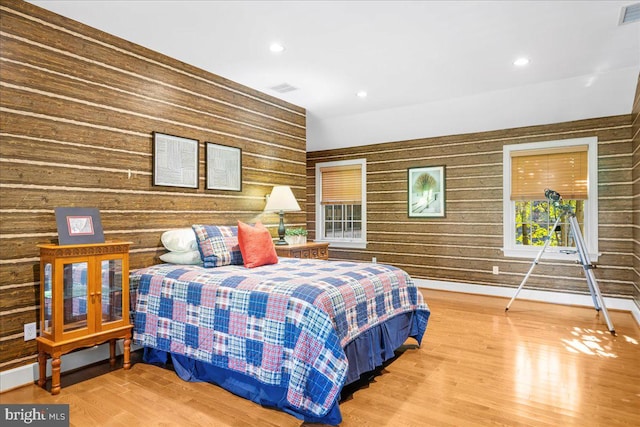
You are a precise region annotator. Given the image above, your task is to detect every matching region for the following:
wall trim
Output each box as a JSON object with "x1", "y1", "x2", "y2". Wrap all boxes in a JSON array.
[
  {"x1": 0, "y1": 342, "x2": 141, "y2": 394},
  {"x1": 2, "y1": 283, "x2": 638, "y2": 393},
  {"x1": 415, "y1": 278, "x2": 640, "y2": 327}
]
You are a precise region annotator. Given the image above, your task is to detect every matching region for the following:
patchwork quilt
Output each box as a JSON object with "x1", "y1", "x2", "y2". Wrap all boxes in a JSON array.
[{"x1": 130, "y1": 258, "x2": 430, "y2": 419}]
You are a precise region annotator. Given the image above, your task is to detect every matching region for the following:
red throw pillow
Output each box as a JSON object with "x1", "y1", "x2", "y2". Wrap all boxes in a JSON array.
[{"x1": 237, "y1": 221, "x2": 279, "y2": 268}]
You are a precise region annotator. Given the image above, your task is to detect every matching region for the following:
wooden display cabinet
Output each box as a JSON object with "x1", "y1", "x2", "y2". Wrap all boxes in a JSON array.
[
  {"x1": 275, "y1": 241, "x2": 329, "y2": 260},
  {"x1": 36, "y1": 241, "x2": 133, "y2": 394}
]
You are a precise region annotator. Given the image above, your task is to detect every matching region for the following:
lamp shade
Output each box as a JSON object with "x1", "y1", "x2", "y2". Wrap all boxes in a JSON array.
[{"x1": 264, "y1": 186, "x2": 301, "y2": 212}]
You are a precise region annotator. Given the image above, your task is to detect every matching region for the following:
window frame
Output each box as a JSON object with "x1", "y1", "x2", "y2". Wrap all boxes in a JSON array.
[
  {"x1": 315, "y1": 158, "x2": 367, "y2": 249},
  {"x1": 502, "y1": 136, "x2": 599, "y2": 261}
]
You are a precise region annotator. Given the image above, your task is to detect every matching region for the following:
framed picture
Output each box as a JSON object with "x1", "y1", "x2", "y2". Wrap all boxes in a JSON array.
[
  {"x1": 54, "y1": 207, "x2": 105, "y2": 245},
  {"x1": 408, "y1": 166, "x2": 446, "y2": 218},
  {"x1": 206, "y1": 142, "x2": 242, "y2": 191},
  {"x1": 153, "y1": 132, "x2": 199, "y2": 188}
]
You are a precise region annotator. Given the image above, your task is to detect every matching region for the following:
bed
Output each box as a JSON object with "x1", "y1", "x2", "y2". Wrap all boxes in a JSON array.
[{"x1": 129, "y1": 225, "x2": 430, "y2": 425}]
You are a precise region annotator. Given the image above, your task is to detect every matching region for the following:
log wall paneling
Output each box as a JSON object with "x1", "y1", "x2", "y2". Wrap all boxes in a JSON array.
[
  {"x1": 308, "y1": 115, "x2": 635, "y2": 301},
  {"x1": 632, "y1": 73, "x2": 640, "y2": 311},
  {"x1": 0, "y1": 0, "x2": 306, "y2": 371}
]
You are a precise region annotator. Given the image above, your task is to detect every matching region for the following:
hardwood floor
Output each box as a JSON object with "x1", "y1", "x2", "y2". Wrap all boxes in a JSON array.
[{"x1": 2, "y1": 289, "x2": 639, "y2": 426}]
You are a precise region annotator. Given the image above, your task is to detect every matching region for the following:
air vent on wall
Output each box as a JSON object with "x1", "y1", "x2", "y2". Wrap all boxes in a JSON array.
[
  {"x1": 270, "y1": 83, "x2": 298, "y2": 93},
  {"x1": 620, "y1": 3, "x2": 640, "y2": 24}
]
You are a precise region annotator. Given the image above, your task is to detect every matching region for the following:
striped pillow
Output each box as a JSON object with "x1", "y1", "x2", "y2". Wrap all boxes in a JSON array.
[{"x1": 192, "y1": 225, "x2": 243, "y2": 267}]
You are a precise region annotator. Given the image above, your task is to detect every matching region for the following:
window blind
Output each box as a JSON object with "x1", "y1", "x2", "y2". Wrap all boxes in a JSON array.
[
  {"x1": 511, "y1": 145, "x2": 588, "y2": 200},
  {"x1": 320, "y1": 164, "x2": 362, "y2": 205}
]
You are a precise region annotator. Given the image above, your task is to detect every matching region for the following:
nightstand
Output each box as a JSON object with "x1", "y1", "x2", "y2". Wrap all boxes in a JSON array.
[{"x1": 275, "y1": 241, "x2": 329, "y2": 260}]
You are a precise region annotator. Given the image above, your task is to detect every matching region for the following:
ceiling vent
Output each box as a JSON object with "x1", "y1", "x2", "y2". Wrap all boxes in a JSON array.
[
  {"x1": 270, "y1": 83, "x2": 298, "y2": 93},
  {"x1": 620, "y1": 3, "x2": 640, "y2": 24}
]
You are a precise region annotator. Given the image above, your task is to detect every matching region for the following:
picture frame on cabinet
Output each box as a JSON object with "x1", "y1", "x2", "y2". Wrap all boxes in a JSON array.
[
  {"x1": 54, "y1": 207, "x2": 105, "y2": 245},
  {"x1": 408, "y1": 166, "x2": 446, "y2": 218},
  {"x1": 152, "y1": 132, "x2": 199, "y2": 188}
]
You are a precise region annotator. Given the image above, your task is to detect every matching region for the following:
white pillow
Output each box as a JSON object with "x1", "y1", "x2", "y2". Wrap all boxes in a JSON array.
[
  {"x1": 159, "y1": 250, "x2": 202, "y2": 265},
  {"x1": 161, "y1": 228, "x2": 198, "y2": 252}
]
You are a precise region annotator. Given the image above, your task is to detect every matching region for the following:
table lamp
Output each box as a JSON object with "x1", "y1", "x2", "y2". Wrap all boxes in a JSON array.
[{"x1": 264, "y1": 185, "x2": 301, "y2": 245}]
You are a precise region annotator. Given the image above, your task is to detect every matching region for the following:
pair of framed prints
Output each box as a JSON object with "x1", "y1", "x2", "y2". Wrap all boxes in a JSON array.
[{"x1": 152, "y1": 132, "x2": 242, "y2": 192}]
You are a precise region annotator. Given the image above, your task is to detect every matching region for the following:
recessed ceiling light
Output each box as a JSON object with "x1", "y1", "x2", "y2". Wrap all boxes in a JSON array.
[
  {"x1": 513, "y1": 57, "x2": 530, "y2": 67},
  {"x1": 270, "y1": 43, "x2": 285, "y2": 53},
  {"x1": 356, "y1": 90, "x2": 368, "y2": 98}
]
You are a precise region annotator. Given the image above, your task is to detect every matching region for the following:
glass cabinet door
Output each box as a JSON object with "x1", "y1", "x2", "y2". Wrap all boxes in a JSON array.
[
  {"x1": 101, "y1": 259, "x2": 123, "y2": 323},
  {"x1": 62, "y1": 262, "x2": 89, "y2": 333},
  {"x1": 42, "y1": 263, "x2": 52, "y2": 336}
]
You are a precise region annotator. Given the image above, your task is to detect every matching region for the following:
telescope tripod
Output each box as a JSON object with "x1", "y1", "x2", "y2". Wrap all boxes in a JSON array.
[{"x1": 505, "y1": 207, "x2": 615, "y2": 335}]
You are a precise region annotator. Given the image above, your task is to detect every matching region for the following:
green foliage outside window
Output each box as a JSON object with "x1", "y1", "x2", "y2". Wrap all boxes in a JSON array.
[{"x1": 515, "y1": 200, "x2": 584, "y2": 247}]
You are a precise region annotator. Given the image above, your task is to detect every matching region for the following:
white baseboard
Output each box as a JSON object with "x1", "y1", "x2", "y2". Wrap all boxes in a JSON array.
[
  {"x1": 3, "y1": 282, "x2": 639, "y2": 393},
  {"x1": 0, "y1": 341, "x2": 141, "y2": 393},
  {"x1": 415, "y1": 278, "x2": 640, "y2": 327}
]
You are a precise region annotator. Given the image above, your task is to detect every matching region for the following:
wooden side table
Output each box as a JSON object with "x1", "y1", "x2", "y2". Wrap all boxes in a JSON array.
[{"x1": 275, "y1": 241, "x2": 329, "y2": 260}]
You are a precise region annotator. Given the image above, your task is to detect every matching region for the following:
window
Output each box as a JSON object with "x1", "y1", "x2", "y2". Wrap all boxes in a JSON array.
[
  {"x1": 503, "y1": 137, "x2": 598, "y2": 261},
  {"x1": 315, "y1": 159, "x2": 366, "y2": 248}
]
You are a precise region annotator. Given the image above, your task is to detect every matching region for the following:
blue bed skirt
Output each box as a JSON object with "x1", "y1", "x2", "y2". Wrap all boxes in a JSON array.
[{"x1": 143, "y1": 311, "x2": 424, "y2": 425}]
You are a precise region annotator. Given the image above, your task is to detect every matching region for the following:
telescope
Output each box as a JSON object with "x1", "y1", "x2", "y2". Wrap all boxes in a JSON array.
[
  {"x1": 544, "y1": 189, "x2": 575, "y2": 215},
  {"x1": 505, "y1": 188, "x2": 615, "y2": 335},
  {"x1": 544, "y1": 188, "x2": 561, "y2": 203}
]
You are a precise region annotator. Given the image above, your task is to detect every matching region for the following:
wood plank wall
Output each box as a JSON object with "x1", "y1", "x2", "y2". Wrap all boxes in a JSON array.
[
  {"x1": 633, "y1": 73, "x2": 640, "y2": 310},
  {"x1": 0, "y1": 0, "x2": 306, "y2": 371},
  {"x1": 307, "y1": 115, "x2": 635, "y2": 300}
]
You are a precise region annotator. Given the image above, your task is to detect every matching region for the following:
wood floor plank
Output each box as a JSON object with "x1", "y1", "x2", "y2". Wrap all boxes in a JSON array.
[{"x1": 2, "y1": 289, "x2": 639, "y2": 426}]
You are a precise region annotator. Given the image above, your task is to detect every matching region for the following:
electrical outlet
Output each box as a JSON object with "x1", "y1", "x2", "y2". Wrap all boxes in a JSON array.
[
  {"x1": 24, "y1": 322, "x2": 37, "y2": 341},
  {"x1": 492, "y1": 266, "x2": 499, "y2": 275},
  {"x1": 372, "y1": 257, "x2": 377, "y2": 264}
]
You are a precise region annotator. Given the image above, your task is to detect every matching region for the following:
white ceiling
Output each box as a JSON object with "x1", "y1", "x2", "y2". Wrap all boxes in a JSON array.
[{"x1": 28, "y1": 1, "x2": 640, "y2": 151}]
